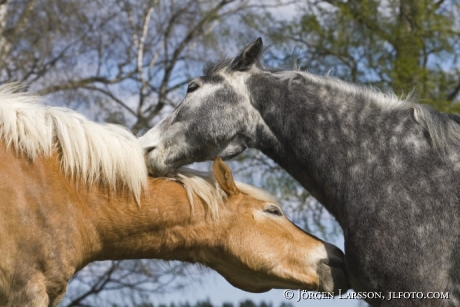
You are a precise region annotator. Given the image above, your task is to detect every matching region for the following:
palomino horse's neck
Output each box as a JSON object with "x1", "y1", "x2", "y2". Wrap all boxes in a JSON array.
[
  {"x1": 87, "y1": 177, "x2": 214, "y2": 263},
  {"x1": 248, "y1": 72, "x2": 420, "y2": 222}
]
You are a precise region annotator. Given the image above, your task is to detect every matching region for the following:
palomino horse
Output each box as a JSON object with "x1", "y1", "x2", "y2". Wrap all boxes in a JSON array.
[
  {"x1": 139, "y1": 38, "x2": 460, "y2": 306},
  {"x1": 0, "y1": 84, "x2": 348, "y2": 307}
]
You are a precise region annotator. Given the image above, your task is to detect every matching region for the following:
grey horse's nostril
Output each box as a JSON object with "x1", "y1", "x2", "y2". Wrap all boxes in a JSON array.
[{"x1": 144, "y1": 146, "x2": 156, "y2": 154}]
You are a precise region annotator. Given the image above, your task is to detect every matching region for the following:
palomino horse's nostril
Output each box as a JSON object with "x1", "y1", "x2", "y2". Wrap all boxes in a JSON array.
[
  {"x1": 144, "y1": 146, "x2": 156, "y2": 154},
  {"x1": 320, "y1": 257, "x2": 345, "y2": 269}
]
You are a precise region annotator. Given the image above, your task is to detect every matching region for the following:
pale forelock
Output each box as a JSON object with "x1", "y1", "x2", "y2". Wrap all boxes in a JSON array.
[
  {"x1": 234, "y1": 181, "x2": 279, "y2": 204},
  {"x1": 174, "y1": 167, "x2": 279, "y2": 220},
  {"x1": 0, "y1": 84, "x2": 147, "y2": 202}
]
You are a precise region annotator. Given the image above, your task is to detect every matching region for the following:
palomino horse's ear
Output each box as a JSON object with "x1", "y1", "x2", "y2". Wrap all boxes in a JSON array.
[
  {"x1": 229, "y1": 37, "x2": 263, "y2": 71},
  {"x1": 213, "y1": 157, "x2": 239, "y2": 196}
]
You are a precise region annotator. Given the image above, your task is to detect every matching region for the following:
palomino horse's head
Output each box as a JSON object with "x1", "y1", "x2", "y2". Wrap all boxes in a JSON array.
[
  {"x1": 139, "y1": 38, "x2": 266, "y2": 176},
  {"x1": 194, "y1": 158, "x2": 348, "y2": 293}
]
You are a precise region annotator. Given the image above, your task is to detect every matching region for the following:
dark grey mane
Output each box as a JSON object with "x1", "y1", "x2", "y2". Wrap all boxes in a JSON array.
[{"x1": 287, "y1": 71, "x2": 460, "y2": 149}]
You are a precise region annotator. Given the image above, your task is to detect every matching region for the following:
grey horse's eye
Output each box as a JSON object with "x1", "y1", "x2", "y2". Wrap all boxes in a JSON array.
[
  {"x1": 264, "y1": 205, "x2": 283, "y2": 216},
  {"x1": 187, "y1": 82, "x2": 199, "y2": 94}
]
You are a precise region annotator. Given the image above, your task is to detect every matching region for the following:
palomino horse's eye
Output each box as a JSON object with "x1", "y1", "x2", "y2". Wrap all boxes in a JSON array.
[
  {"x1": 187, "y1": 82, "x2": 199, "y2": 94},
  {"x1": 264, "y1": 205, "x2": 283, "y2": 216}
]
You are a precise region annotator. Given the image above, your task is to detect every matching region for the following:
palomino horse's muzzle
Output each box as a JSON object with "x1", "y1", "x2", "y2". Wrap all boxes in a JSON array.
[{"x1": 317, "y1": 243, "x2": 349, "y2": 294}]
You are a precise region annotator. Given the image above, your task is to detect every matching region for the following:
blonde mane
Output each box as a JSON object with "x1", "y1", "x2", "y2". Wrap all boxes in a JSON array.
[
  {"x1": 175, "y1": 167, "x2": 279, "y2": 219},
  {"x1": 0, "y1": 84, "x2": 148, "y2": 201},
  {"x1": 0, "y1": 84, "x2": 278, "y2": 210}
]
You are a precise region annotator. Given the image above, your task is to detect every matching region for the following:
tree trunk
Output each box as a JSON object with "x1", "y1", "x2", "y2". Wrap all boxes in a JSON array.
[{"x1": 393, "y1": 0, "x2": 426, "y2": 94}]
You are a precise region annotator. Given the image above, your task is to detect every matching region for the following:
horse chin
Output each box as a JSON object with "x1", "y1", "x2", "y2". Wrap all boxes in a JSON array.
[
  {"x1": 241, "y1": 287, "x2": 272, "y2": 293},
  {"x1": 226, "y1": 279, "x2": 272, "y2": 293}
]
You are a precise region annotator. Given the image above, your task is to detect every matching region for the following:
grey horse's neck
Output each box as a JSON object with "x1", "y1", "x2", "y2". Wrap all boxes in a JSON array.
[{"x1": 248, "y1": 71, "x2": 430, "y2": 225}]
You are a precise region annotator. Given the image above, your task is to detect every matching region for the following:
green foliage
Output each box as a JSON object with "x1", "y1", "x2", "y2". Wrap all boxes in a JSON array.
[{"x1": 266, "y1": 0, "x2": 460, "y2": 113}]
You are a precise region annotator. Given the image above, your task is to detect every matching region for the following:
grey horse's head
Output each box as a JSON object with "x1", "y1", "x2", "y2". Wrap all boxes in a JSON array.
[{"x1": 139, "y1": 38, "x2": 265, "y2": 176}]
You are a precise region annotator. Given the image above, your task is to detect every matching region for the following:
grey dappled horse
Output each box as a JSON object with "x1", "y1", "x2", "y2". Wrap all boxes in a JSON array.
[{"x1": 139, "y1": 38, "x2": 460, "y2": 306}]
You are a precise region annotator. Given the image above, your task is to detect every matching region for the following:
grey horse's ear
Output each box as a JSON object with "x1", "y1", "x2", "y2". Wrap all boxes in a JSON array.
[{"x1": 229, "y1": 38, "x2": 263, "y2": 71}]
